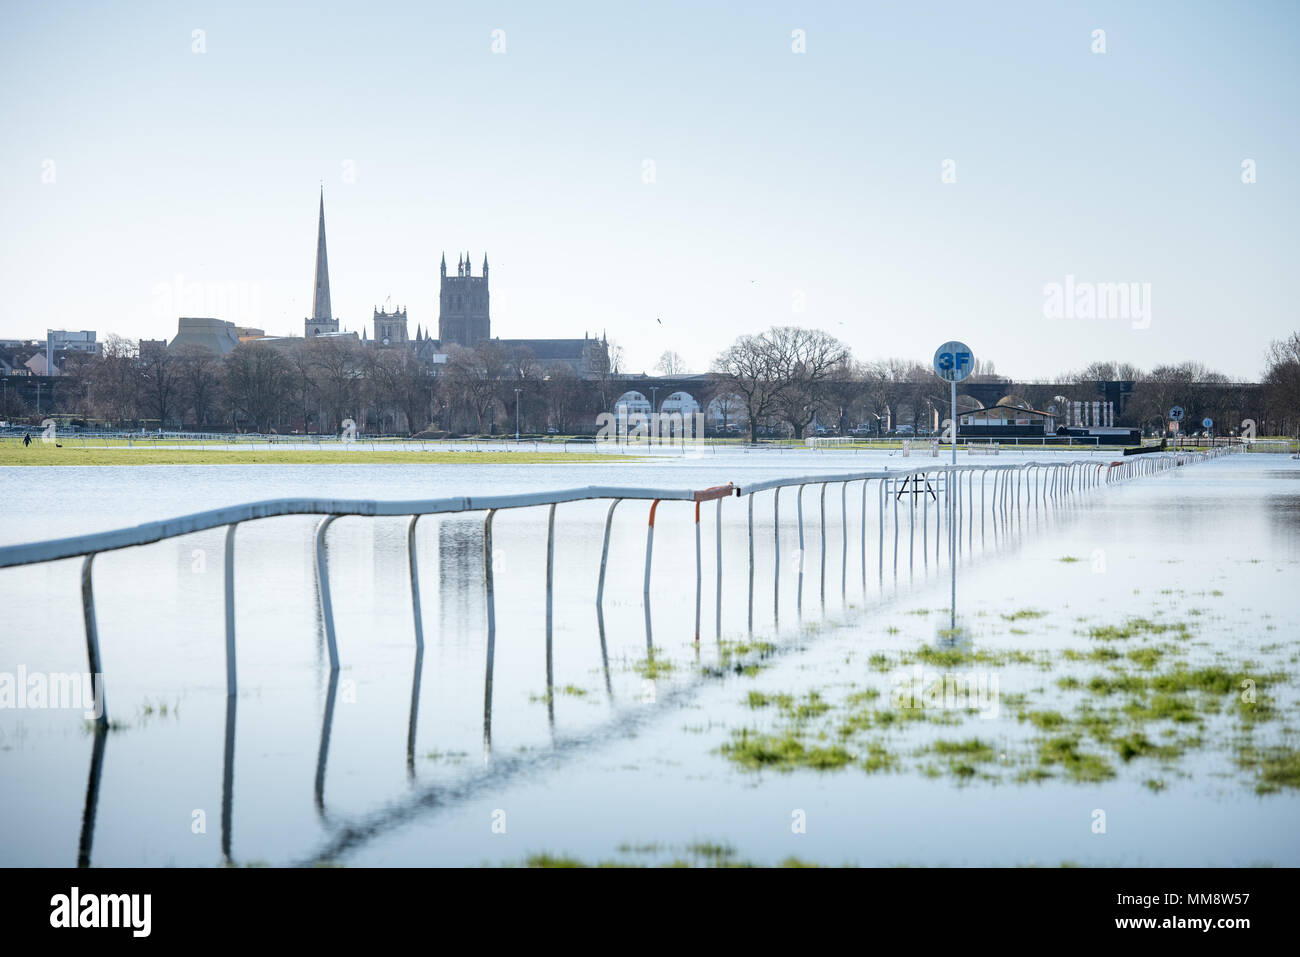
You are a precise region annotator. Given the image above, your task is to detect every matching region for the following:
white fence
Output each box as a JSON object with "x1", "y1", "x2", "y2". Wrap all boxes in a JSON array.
[{"x1": 0, "y1": 447, "x2": 1237, "y2": 732}]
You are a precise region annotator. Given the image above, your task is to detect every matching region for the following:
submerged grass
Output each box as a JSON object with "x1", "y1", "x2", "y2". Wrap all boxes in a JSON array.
[
  {"x1": 721, "y1": 728, "x2": 854, "y2": 771},
  {"x1": 715, "y1": 604, "x2": 1294, "y2": 793}
]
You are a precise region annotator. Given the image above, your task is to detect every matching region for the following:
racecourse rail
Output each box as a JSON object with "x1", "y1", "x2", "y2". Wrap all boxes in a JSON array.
[{"x1": 0, "y1": 448, "x2": 1233, "y2": 728}]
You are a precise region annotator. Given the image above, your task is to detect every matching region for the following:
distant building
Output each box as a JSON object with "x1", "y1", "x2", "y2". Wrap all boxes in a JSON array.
[
  {"x1": 373, "y1": 307, "x2": 409, "y2": 347},
  {"x1": 958, "y1": 397, "x2": 1053, "y2": 437},
  {"x1": 24, "y1": 353, "x2": 58, "y2": 376},
  {"x1": 494, "y1": 335, "x2": 606, "y2": 377},
  {"x1": 434, "y1": 249, "x2": 606, "y2": 376},
  {"x1": 168, "y1": 317, "x2": 240, "y2": 355},
  {"x1": 438, "y1": 253, "x2": 490, "y2": 347},
  {"x1": 139, "y1": 339, "x2": 168, "y2": 362},
  {"x1": 189, "y1": 192, "x2": 609, "y2": 378},
  {"x1": 253, "y1": 330, "x2": 359, "y2": 354},
  {"x1": 48, "y1": 330, "x2": 98, "y2": 355}
]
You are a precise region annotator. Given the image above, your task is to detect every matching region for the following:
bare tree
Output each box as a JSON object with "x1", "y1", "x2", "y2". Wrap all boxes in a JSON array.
[
  {"x1": 174, "y1": 345, "x2": 221, "y2": 428},
  {"x1": 441, "y1": 343, "x2": 508, "y2": 433},
  {"x1": 497, "y1": 345, "x2": 546, "y2": 433},
  {"x1": 282, "y1": 344, "x2": 320, "y2": 433},
  {"x1": 223, "y1": 343, "x2": 289, "y2": 432},
  {"x1": 656, "y1": 350, "x2": 686, "y2": 376},
  {"x1": 1262, "y1": 333, "x2": 1300, "y2": 436},
  {"x1": 712, "y1": 330, "x2": 784, "y2": 443},
  {"x1": 544, "y1": 363, "x2": 584, "y2": 433},
  {"x1": 589, "y1": 339, "x2": 625, "y2": 412},
  {"x1": 139, "y1": 350, "x2": 181, "y2": 427},
  {"x1": 309, "y1": 337, "x2": 363, "y2": 434},
  {"x1": 88, "y1": 335, "x2": 141, "y2": 426}
]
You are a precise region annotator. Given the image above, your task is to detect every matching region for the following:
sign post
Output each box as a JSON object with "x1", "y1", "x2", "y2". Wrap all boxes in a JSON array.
[
  {"x1": 1169, "y1": 406, "x2": 1185, "y2": 449},
  {"x1": 933, "y1": 341, "x2": 974, "y2": 633},
  {"x1": 934, "y1": 341, "x2": 974, "y2": 462}
]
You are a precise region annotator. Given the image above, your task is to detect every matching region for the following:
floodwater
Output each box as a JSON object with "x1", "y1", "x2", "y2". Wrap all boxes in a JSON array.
[{"x1": 0, "y1": 447, "x2": 1296, "y2": 866}]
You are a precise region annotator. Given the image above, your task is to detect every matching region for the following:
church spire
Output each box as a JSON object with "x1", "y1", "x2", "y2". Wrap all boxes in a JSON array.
[{"x1": 312, "y1": 189, "x2": 332, "y2": 321}]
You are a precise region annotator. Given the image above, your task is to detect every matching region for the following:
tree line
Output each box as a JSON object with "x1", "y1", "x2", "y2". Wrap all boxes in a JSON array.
[
  {"x1": 711, "y1": 329, "x2": 1300, "y2": 441},
  {"x1": 4, "y1": 326, "x2": 1297, "y2": 439},
  {"x1": 3, "y1": 335, "x2": 631, "y2": 436}
]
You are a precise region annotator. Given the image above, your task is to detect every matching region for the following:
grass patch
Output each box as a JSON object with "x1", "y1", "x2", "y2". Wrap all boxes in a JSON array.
[
  {"x1": 1002, "y1": 609, "x2": 1048, "y2": 622},
  {"x1": 1037, "y1": 735, "x2": 1115, "y2": 782},
  {"x1": 0, "y1": 445, "x2": 631, "y2": 467},
  {"x1": 1087, "y1": 617, "x2": 1191, "y2": 641},
  {"x1": 633, "y1": 653, "x2": 675, "y2": 680},
  {"x1": 721, "y1": 728, "x2": 853, "y2": 771}
]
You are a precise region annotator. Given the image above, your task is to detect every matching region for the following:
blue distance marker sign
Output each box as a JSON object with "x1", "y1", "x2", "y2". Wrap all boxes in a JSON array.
[
  {"x1": 1203, "y1": 417, "x2": 1213, "y2": 429},
  {"x1": 1169, "y1": 406, "x2": 1185, "y2": 422},
  {"x1": 933, "y1": 341, "x2": 975, "y2": 382}
]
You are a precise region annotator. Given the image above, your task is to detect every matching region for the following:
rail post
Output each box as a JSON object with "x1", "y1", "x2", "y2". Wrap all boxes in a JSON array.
[
  {"x1": 644, "y1": 500, "x2": 661, "y2": 611},
  {"x1": 546, "y1": 503, "x2": 556, "y2": 702},
  {"x1": 796, "y1": 484, "x2": 805, "y2": 612},
  {"x1": 819, "y1": 482, "x2": 827, "y2": 604},
  {"x1": 482, "y1": 508, "x2": 497, "y2": 756},
  {"x1": 840, "y1": 482, "x2": 848, "y2": 597},
  {"x1": 773, "y1": 488, "x2": 781, "y2": 622},
  {"x1": 80, "y1": 554, "x2": 106, "y2": 728},
  {"x1": 747, "y1": 492, "x2": 754, "y2": 633},
  {"x1": 407, "y1": 515, "x2": 424, "y2": 651},
  {"x1": 595, "y1": 499, "x2": 621, "y2": 607},
  {"x1": 694, "y1": 499, "x2": 702, "y2": 640},
  {"x1": 224, "y1": 523, "x2": 239, "y2": 695},
  {"x1": 715, "y1": 497, "x2": 723, "y2": 639},
  {"x1": 314, "y1": 516, "x2": 341, "y2": 672}
]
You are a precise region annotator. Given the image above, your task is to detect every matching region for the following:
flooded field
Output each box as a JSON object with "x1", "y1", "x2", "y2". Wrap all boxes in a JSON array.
[{"x1": 0, "y1": 448, "x2": 1296, "y2": 866}]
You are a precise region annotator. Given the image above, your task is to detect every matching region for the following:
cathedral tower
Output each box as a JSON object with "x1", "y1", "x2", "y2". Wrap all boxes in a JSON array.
[
  {"x1": 438, "y1": 251, "x2": 489, "y2": 347},
  {"x1": 373, "y1": 305, "x2": 409, "y2": 346}
]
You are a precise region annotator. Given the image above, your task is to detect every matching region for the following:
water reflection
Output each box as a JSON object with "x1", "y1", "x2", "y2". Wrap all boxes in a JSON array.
[
  {"x1": 67, "y1": 462, "x2": 1100, "y2": 866},
  {"x1": 77, "y1": 726, "x2": 107, "y2": 868},
  {"x1": 221, "y1": 695, "x2": 236, "y2": 864}
]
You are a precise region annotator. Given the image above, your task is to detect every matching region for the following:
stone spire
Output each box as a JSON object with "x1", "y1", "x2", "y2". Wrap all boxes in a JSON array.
[{"x1": 312, "y1": 189, "x2": 332, "y2": 321}]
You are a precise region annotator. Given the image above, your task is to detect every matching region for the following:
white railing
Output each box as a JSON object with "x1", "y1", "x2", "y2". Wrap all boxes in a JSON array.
[
  {"x1": 806, "y1": 435, "x2": 1107, "y2": 449},
  {"x1": 0, "y1": 450, "x2": 1235, "y2": 732}
]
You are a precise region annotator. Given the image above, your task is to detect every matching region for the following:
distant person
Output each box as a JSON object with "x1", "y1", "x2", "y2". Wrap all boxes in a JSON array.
[{"x1": 23, "y1": 431, "x2": 31, "y2": 447}]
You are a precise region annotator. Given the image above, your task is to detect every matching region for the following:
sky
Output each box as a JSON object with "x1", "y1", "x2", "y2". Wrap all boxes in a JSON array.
[{"x1": 1, "y1": 0, "x2": 1297, "y2": 380}]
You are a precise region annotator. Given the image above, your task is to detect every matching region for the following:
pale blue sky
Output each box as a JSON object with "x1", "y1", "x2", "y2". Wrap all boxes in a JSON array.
[{"x1": 1, "y1": 0, "x2": 1296, "y2": 379}]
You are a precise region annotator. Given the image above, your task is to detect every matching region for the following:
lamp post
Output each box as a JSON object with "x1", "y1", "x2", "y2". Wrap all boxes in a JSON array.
[{"x1": 514, "y1": 388, "x2": 521, "y2": 441}]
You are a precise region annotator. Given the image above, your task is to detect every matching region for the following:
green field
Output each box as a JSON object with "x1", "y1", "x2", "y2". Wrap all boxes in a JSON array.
[{"x1": 0, "y1": 445, "x2": 633, "y2": 467}]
